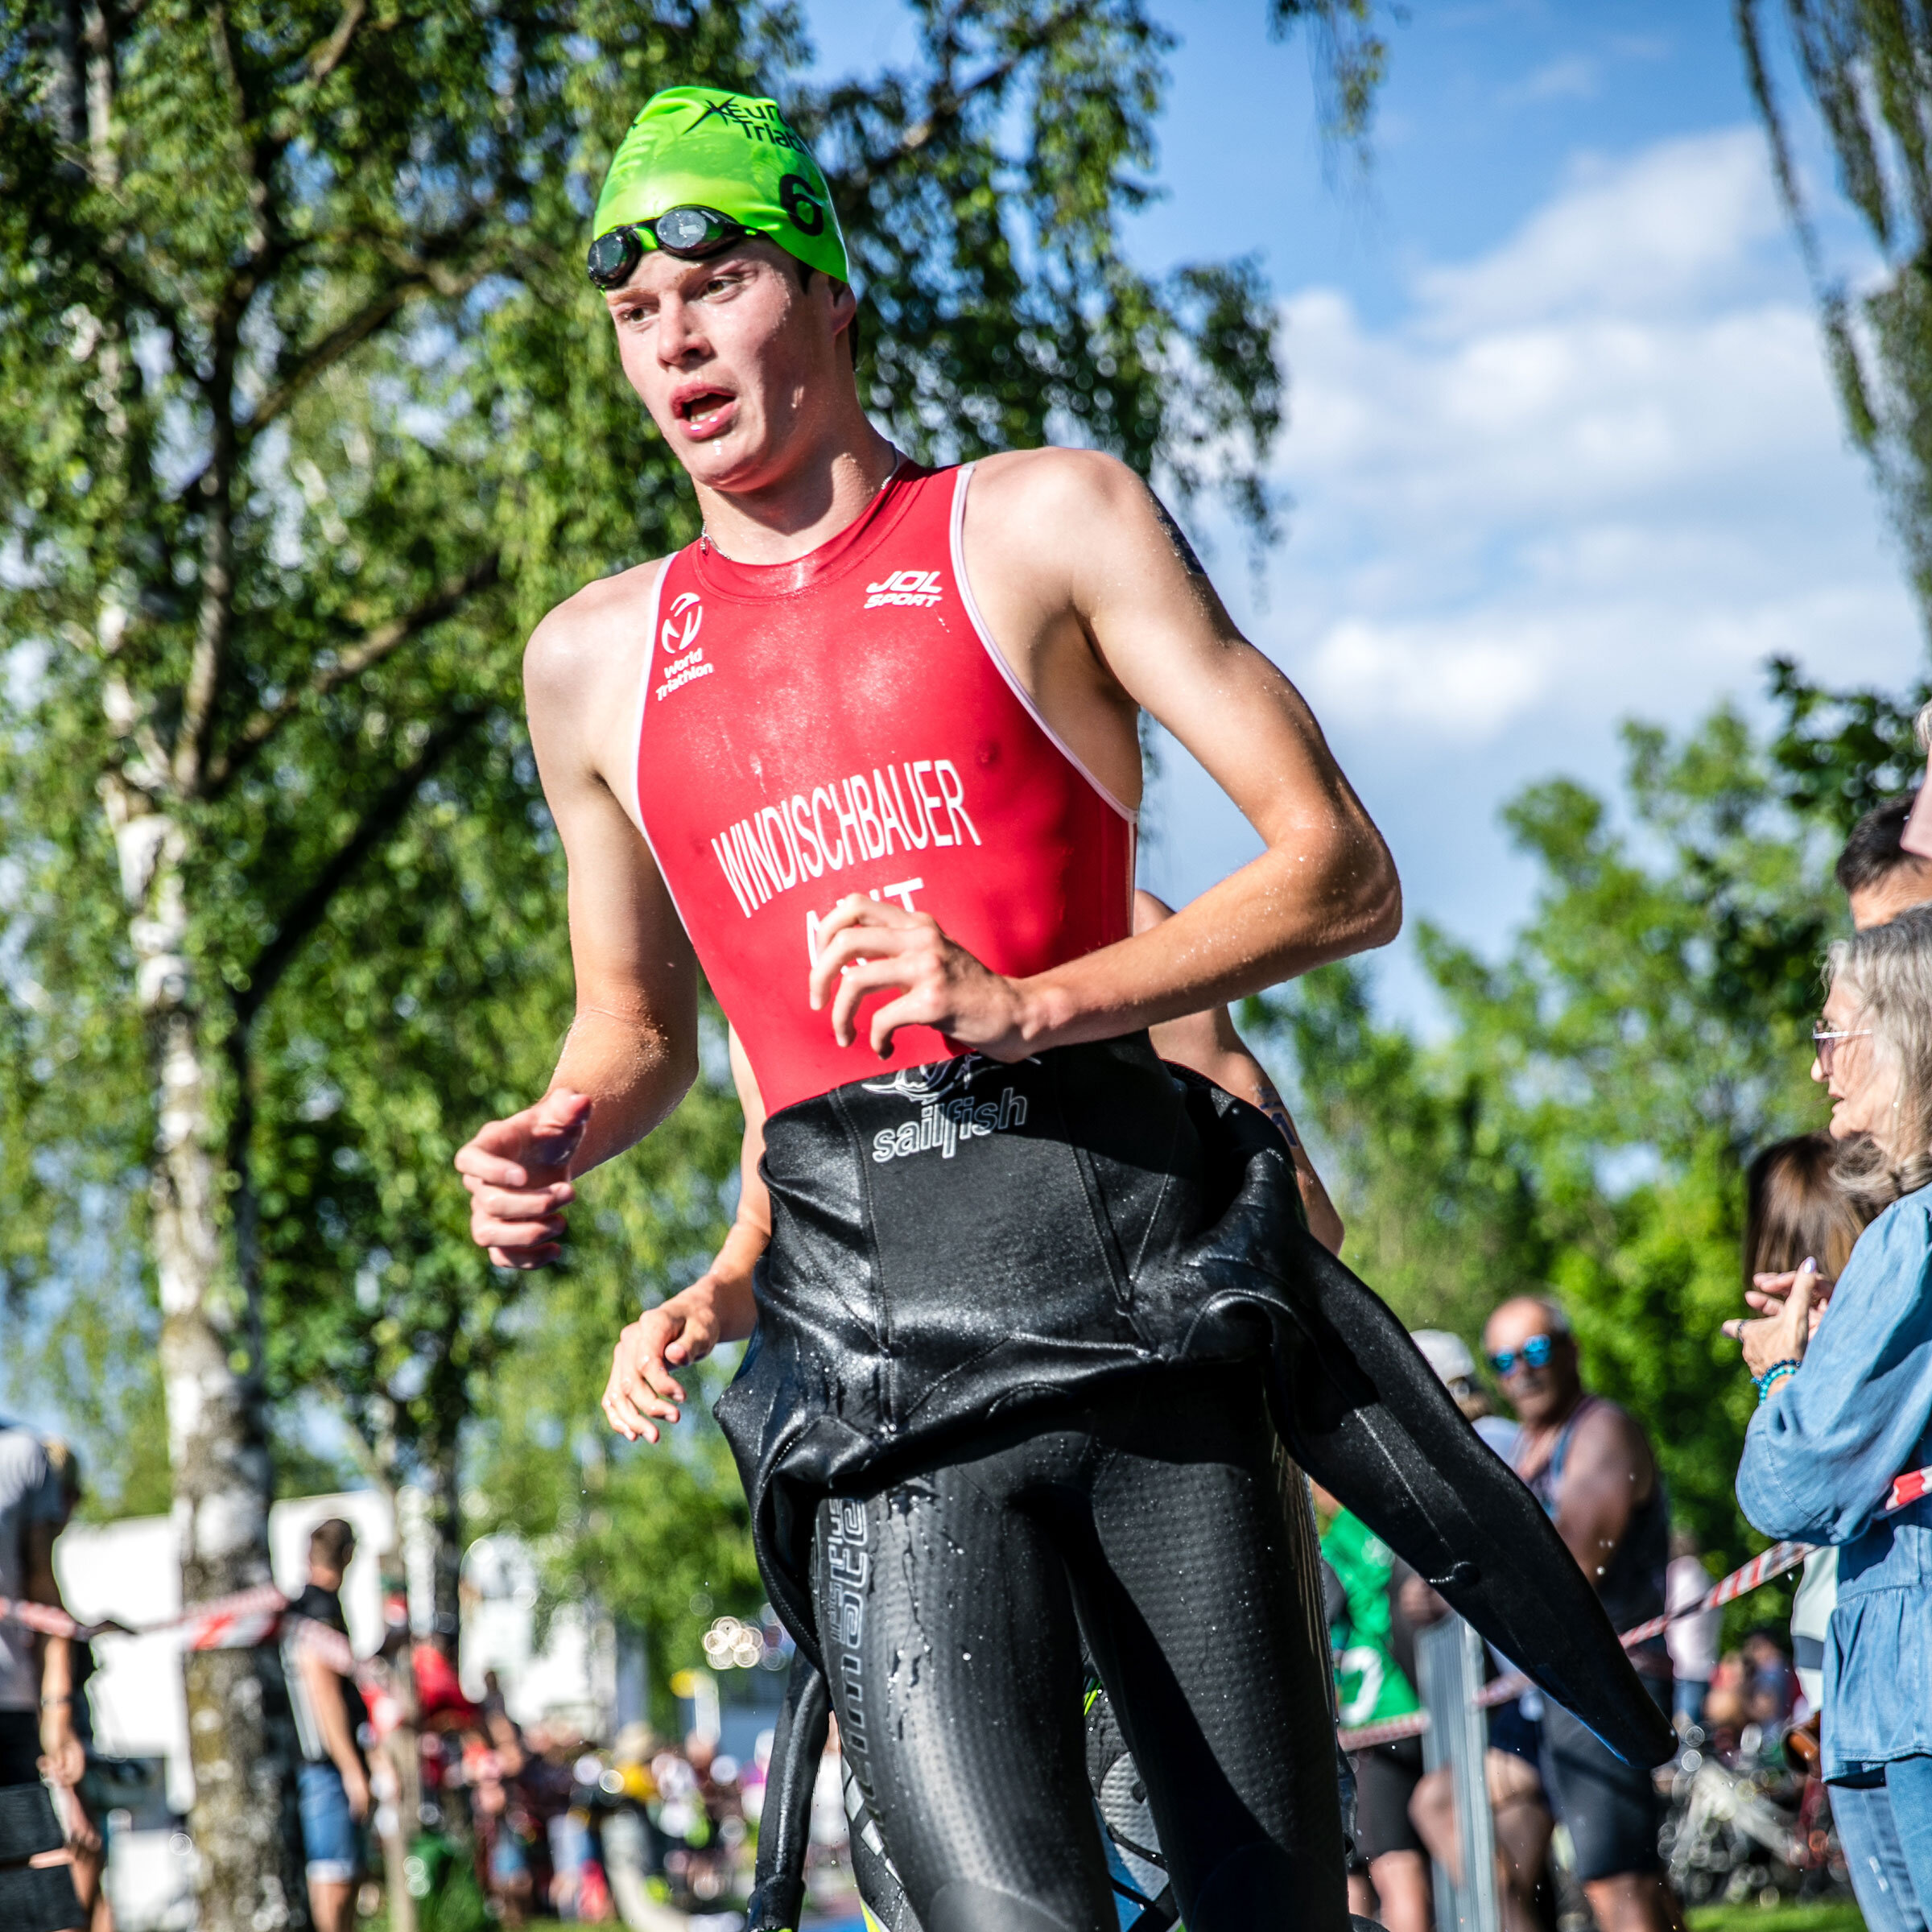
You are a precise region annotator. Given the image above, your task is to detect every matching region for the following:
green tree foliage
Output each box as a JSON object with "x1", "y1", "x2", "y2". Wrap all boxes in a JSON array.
[
  {"x1": 1260, "y1": 698, "x2": 1844, "y2": 1575},
  {"x1": 801, "y1": 0, "x2": 1285, "y2": 529},
  {"x1": 1268, "y1": 0, "x2": 1393, "y2": 168},
  {"x1": 1, "y1": 6, "x2": 1302, "y2": 1895}
]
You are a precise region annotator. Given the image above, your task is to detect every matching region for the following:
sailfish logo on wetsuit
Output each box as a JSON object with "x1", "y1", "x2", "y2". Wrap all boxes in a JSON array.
[
  {"x1": 862, "y1": 1055, "x2": 1001, "y2": 1104},
  {"x1": 864, "y1": 1055, "x2": 1034, "y2": 1163}
]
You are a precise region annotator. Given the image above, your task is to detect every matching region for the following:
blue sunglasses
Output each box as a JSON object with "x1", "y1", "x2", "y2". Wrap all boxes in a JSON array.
[{"x1": 1487, "y1": 1334, "x2": 1558, "y2": 1377}]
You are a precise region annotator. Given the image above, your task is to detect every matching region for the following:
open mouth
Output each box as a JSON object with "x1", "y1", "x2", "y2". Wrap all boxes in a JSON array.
[{"x1": 675, "y1": 389, "x2": 737, "y2": 435}]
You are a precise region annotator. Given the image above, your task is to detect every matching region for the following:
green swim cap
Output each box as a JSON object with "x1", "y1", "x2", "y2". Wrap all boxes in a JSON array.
[{"x1": 592, "y1": 87, "x2": 848, "y2": 284}]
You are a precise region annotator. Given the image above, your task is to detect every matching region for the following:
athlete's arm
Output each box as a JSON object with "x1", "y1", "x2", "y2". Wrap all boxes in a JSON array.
[
  {"x1": 810, "y1": 451, "x2": 1398, "y2": 1059},
  {"x1": 603, "y1": 1028, "x2": 769, "y2": 1443},
  {"x1": 299, "y1": 1645, "x2": 371, "y2": 1820},
  {"x1": 24, "y1": 1521, "x2": 81, "y2": 1787},
  {"x1": 1552, "y1": 1402, "x2": 1655, "y2": 1586},
  {"x1": 1137, "y1": 892, "x2": 1344, "y2": 1254},
  {"x1": 456, "y1": 570, "x2": 703, "y2": 1268}
]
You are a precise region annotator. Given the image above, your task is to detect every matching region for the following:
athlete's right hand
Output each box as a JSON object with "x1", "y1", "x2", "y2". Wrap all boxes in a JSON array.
[
  {"x1": 455, "y1": 1089, "x2": 592, "y2": 1268},
  {"x1": 602, "y1": 1289, "x2": 724, "y2": 1443}
]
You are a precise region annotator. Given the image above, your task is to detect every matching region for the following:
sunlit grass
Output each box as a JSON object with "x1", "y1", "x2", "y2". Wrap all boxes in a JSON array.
[{"x1": 1687, "y1": 1901, "x2": 1864, "y2": 1932}]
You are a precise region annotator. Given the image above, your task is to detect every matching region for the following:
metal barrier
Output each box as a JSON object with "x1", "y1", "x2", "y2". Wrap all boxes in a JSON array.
[{"x1": 1416, "y1": 1615, "x2": 1497, "y2": 1932}]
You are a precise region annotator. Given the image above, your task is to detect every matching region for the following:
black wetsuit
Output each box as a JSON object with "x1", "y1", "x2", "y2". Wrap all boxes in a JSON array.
[
  {"x1": 722, "y1": 1038, "x2": 1673, "y2": 1932},
  {"x1": 751, "y1": 1434, "x2": 1344, "y2": 1932},
  {"x1": 812, "y1": 1362, "x2": 1340, "y2": 1932}
]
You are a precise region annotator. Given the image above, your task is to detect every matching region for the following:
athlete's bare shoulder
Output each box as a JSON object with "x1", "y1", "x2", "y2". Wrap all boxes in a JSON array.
[
  {"x1": 524, "y1": 556, "x2": 668, "y2": 789},
  {"x1": 966, "y1": 445, "x2": 1177, "y2": 571},
  {"x1": 964, "y1": 445, "x2": 1223, "y2": 625},
  {"x1": 525, "y1": 556, "x2": 667, "y2": 696},
  {"x1": 955, "y1": 448, "x2": 1236, "y2": 807}
]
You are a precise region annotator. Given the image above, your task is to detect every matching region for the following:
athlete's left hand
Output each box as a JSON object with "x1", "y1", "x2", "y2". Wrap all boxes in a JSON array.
[{"x1": 809, "y1": 896, "x2": 1035, "y2": 1059}]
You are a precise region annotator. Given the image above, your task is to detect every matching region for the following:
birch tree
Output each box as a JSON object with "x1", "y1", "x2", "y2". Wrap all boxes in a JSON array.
[{"x1": 1, "y1": 4, "x2": 793, "y2": 1921}]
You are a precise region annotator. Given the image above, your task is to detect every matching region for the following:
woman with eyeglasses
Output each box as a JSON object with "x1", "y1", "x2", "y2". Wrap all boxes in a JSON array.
[{"x1": 1731, "y1": 903, "x2": 1932, "y2": 1922}]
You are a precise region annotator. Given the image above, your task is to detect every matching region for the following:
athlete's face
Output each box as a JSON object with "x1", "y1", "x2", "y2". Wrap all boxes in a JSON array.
[{"x1": 603, "y1": 237, "x2": 856, "y2": 493}]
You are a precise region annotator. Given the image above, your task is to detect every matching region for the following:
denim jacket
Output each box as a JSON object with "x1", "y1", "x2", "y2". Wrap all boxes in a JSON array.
[{"x1": 1736, "y1": 1189, "x2": 1932, "y2": 1781}]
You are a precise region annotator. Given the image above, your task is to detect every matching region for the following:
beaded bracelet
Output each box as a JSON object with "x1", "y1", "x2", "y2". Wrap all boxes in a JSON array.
[{"x1": 1753, "y1": 1358, "x2": 1801, "y2": 1402}]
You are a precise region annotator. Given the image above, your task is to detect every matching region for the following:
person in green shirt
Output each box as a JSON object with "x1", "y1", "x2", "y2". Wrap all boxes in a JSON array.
[{"x1": 1319, "y1": 1492, "x2": 1430, "y2": 1932}]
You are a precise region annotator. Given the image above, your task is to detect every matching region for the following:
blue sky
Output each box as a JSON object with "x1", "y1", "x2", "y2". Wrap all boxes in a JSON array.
[{"x1": 805, "y1": 0, "x2": 1922, "y2": 1027}]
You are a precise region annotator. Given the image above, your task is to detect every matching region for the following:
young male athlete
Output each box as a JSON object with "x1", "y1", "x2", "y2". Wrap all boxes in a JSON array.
[{"x1": 457, "y1": 85, "x2": 1674, "y2": 1932}]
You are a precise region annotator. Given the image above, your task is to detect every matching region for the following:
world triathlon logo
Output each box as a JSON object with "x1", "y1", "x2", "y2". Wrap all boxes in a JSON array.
[{"x1": 654, "y1": 591, "x2": 712, "y2": 702}]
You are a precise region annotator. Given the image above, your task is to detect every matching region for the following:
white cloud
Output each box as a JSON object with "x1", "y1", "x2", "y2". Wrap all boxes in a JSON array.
[
  {"x1": 1148, "y1": 125, "x2": 1922, "y2": 1005},
  {"x1": 1247, "y1": 127, "x2": 1916, "y2": 749},
  {"x1": 1417, "y1": 130, "x2": 1782, "y2": 332}
]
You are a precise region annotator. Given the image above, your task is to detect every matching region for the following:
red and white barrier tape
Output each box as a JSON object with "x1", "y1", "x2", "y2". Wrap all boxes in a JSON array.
[
  {"x1": 0, "y1": 1579, "x2": 288, "y2": 1649},
  {"x1": 1336, "y1": 1457, "x2": 1930, "y2": 1754},
  {"x1": 8, "y1": 1455, "x2": 1926, "y2": 1750},
  {"x1": 0, "y1": 1581, "x2": 372, "y2": 1686}
]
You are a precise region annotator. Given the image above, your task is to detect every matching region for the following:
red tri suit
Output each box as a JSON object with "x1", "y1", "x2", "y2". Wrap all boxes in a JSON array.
[{"x1": 627, "y1": 462, "x2": 1137, "y2": 1118}]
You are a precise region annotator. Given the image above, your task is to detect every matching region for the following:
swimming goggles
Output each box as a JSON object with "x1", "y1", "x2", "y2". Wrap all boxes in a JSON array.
[{"x1": 587, "y1": 205, "x2": 752, "y2": 288}]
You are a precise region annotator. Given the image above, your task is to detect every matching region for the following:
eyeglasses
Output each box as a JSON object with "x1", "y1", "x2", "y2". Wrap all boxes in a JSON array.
[
  {"x1": 1813, "y1": 1024, "x2": 1872, "y2": 1075},
  {"x1": 587, "y1": 205, "x2": 753, "y2": 288},
  {"x1": 1487, "y1": 1334, "x2": 1558, "y2": 1377}
]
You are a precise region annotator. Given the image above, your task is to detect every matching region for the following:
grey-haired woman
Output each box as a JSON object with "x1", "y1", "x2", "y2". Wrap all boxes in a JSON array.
[{"x1": 1731, "y1": 904, "x2": 1932, "y2": 1926}]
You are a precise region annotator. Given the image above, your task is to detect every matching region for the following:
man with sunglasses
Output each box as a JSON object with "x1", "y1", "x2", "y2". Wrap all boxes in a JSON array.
[
  {"x1": 458, "y1": 83, "x2": 1674, "y2": 1932},
  {"x1": 1483, "y1": 1298, "x2": 1677, "y2": 1932}
]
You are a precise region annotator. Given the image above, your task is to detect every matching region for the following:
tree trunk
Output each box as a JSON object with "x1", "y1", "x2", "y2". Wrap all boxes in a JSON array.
[
  {"x1": 375, "y1": 1470, "x2": 420, "y2": 1932},
  {"x1": 119, "y1": 793, "x2": 308, "y2": 1930},
  {"x1": 424, "y1": 1438, "x2": 464, "y2": 1663}
]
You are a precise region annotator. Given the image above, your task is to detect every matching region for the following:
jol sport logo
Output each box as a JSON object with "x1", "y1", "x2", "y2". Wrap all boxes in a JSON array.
[
  {"x1": 865, "y1": 568, "x2": 943, "y2": 610},
  {"x1": 654, "y1": 591, "x2": 712, "y2": 702}
]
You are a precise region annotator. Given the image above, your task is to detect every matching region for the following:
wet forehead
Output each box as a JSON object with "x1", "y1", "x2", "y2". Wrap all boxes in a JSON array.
[
  {"x1": 601, "y1": 237, "x2": 791, "y2": 308},
  {"x1": 1484, "y1": 1298, "x2": 1557, "y2": 1352}
]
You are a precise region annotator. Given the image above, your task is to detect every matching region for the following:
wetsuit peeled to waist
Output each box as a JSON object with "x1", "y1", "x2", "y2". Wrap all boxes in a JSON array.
[{"x1": 719, "y1": 1031, "x2": 1674, "y2": 1784}]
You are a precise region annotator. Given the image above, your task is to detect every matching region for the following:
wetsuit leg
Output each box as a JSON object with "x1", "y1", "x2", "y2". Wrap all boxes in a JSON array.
[
  {"x1": 749, "y1": 1653, "x2": 830, "y2": 1932},
  {"x1": 812, "y1": 1475, "x2": 1119, "y2": 1932},
  {"x1": 810, "y1": 1368, "x2": 1345, "y2": 1932},
  {"x1": 1063, "y1": 1368, "x2": 1348, "y2": 1932}
]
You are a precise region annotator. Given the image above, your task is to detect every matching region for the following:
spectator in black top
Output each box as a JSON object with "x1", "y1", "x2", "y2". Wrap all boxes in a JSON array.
[
  {"x1": 1485, "y1": 1296, "x2": 1676, "y2": 1932},
  {"x1": 0, "y1": 1417, "x2": 78, "y2": 1791},
  {"x1": 287, "y1": 1518, "x2": 369, "y2": 1932},
  {"x1": 1838, "y1": 795, "x2": 1932, "y2": 931},
  {"x1": 43, "y1": 1441, "x2": 112, "y2": 1932}
]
